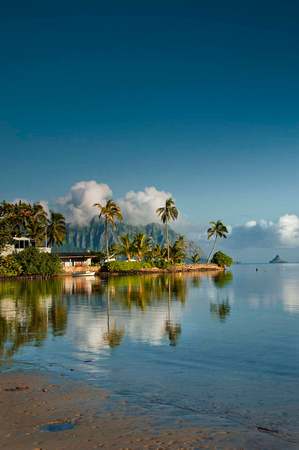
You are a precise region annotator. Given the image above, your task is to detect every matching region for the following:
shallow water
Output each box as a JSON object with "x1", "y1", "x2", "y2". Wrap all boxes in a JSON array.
[{"x1": 1, "y1": 264, "x2": 298, "y2": 444}]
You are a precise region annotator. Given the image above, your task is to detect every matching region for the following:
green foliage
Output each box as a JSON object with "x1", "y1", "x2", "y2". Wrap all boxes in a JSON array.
[
  {"x1": 154, "y1": 260, "x2": 171, "y2": 269},
  {"x1": 103, "y1": 260, "x2": 152, "y2": 272},
  {"x1": 12, "y1": 247, "x2": 63, "y2": 275},
  {"x1": 47, "y1": 210, "x2": 67, "y2": 248},
  {"x1": 117, "y1": 233, "x2": 136, "y2": 260},
  {"x1": 0, "y1": 256, "x2": 22, "y2": 276},
  {"x1": 89, "y1": 250, "x2": 106, "y2": 265},
  {"x1": 191, "y1": 253, "x2": 201, "y2": 264},
  {"x1": 211, "y1": 251, "x2": 233, "y2": 268}
]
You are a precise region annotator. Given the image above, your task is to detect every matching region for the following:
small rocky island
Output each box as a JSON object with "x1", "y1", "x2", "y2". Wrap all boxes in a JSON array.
[{"x1": 269, "y1": 255, "x2": 287, "y2": 264}]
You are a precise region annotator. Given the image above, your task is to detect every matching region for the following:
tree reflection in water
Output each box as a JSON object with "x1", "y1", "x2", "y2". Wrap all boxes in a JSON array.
[
  {"x1": 164, "y1": 279, "x2": 182, "y2": 346},
  {"x1": 102, "y1": 285, "x2": 125, "y2": 348},
  {"x1": 209, "y1": 271, "x2": 233, "y2": 323},
  {"x1": 0, "y1": 278, "x2": 67, "y2": 358}
]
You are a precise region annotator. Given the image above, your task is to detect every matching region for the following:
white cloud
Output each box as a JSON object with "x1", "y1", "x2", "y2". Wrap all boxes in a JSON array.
[
  {"x1": 117, "y1": 186, "x2": 172, "y2": 225},
  {"x1": 55, "y1": 180, "x2": 112, "y2": 224},
  {"x1": 277, "y1": 214, "x2": 299, "y2": 247},
  {"x1": 224, "y1": 215, "x2": 299, "y2": 249}
]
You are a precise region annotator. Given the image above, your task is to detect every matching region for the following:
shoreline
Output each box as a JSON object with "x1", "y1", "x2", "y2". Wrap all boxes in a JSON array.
[
  {"x1": 0, "y1": 264, "x2": 224, "y2": 281},
  {"x1": 0, "y1": 367, "x2": 295, "y2": 450}
]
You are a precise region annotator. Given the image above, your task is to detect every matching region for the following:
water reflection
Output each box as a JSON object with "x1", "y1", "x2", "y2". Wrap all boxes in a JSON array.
[
  {"x1": 0, "y1": 279, "x2": 67, "y2": 358},
  {"x1": 102, "y1": 287, "x2": 125, "y2": 348},
  {"x1": 163, "y1": 281, "x2": 182, "y2": 347},
  {"x1": 209, "y1": 271, "x2": 233, "y2": 323}
]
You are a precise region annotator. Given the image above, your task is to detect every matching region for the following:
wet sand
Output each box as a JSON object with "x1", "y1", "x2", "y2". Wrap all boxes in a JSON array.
[{"x1": 0, "y1": 369, "x2": 297, "y2": 450}]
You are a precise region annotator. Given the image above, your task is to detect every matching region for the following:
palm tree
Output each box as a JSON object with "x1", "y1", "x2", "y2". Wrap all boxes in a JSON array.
[
  {"x1": 206, "y1": 220, "x2": 228, "y2": 264},
  {"x1": 169, "y1": 235, "x2": 187, "y2": 264},
  {"x1": 117, "y1": 233, "x2": 135, "y2": 261},
  {"x1": 26, "y1": 219, "x2": 46, "y2": 247},
  {"x1": 133, "y1": 232, "x2": 153, "y2": 262},
  {"x1": 156, "y1": 198, "x2": 179, "y2": 261},
  {"x1": 94, "y1": 199, "x2": 123, "y2": 261},
  {"x1": 32, "y1": 202, "x2": 48, "y2": 225},
  {"x1": 191, "y1": 253, "x2": 201, "y2": 264},
  {"x1": 152, "y1": 243, "x2": 167, "y2": 261},
  {"x1": 47, "y1": 211, "x2": 67, "y2": 248}
]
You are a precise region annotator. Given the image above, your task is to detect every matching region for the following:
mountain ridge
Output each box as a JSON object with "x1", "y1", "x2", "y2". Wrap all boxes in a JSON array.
[{"x1": 54, "y1": 216, "x2": 207, "y2": 261}]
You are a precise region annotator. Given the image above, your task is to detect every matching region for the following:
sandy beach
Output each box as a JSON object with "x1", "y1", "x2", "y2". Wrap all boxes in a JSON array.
[{"x1": 0, "y1": 368, "x2": 296, "y2": 450}]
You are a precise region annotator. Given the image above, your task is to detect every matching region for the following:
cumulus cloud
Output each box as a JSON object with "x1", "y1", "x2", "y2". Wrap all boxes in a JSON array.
[
  {"x1": 117, "y1": 186, "x2": 172, "y2": 225},
  {"x1": 55, "y1": 180, "x2": 112, "y2": 224},
  {"x1": 225, "y1": 214, "x2": 299, "y2": 249},
  {"x1": 52, "y1": 181, "x2": 173, "y2": 225}
]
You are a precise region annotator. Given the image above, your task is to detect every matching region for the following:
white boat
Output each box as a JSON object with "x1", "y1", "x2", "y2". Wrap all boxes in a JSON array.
[{"x1": 72, "y1": 271, "x2": 96, "y2": 277}]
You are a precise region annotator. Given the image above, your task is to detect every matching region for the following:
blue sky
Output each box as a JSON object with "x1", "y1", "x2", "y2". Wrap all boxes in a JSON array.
[{"x1": 1, "y1": 1, "x2": 298, "y2": 261}]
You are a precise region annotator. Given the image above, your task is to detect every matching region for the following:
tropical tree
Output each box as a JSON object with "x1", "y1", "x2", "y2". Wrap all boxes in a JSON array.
[
  {"x1": 26, "y1": 219, "x2": 46, "y2": 247},
  {"x1": 191, "y1": 253, "x2": 201, "y2": 264},
  {"x1": 156, "y1": 198, "x2": 179, "y2": 261},
  {"x1": 94, "y1": 199, "x2": 123, "y2": 261},
  {"x1": 47, "y1": 211, "x2": 67, "y2": 248},
  {"x1": 133, "y1": 232, "x2": 153, "y2": 262},
  {"x1": 152, "y1": 243, "x2": 167, "y2": 261},
  {"x1": 117, "y1": 233, "x2": 135, "y2": 261},
  {"x1": 169, "y1": 235, "x2": 187, "y2": 264},
  {"x1": 206, "y1": 220, "x2": 228, "y2": 264}
]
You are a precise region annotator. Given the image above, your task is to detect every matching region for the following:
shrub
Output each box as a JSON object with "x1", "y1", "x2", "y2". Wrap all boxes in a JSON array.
[
  {"x1": 103, "y1": 261, "x2": 152, "y2": 272},
  {"x1": 154, "y1": 260, "x2": 171, "y2": 269},
  {"x1": 12, "y1": 247, "x2": 63, "y2": 275},
  {"x1": 0, "y1": 256, "x2": 22, "y2": 276},
  {"x1": 211, "y1": 251, "x2": 233, "y2": 268}
]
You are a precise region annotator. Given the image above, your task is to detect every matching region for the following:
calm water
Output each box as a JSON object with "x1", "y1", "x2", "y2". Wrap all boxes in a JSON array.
[{"x1": 0, "y1": 264, "x2": 298, "y2": 444}]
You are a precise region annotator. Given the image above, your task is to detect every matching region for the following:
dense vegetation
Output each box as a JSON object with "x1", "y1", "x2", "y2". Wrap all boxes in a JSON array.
[
  {"x1": 211, "y1": 251, "x2": 233, "y2": 268},
  {"x1": 0, "y1": 248, "x2": 63, "y2": 276},
  {"x1": 0, "y1": 200, "x2": 67, "y2": 252}
]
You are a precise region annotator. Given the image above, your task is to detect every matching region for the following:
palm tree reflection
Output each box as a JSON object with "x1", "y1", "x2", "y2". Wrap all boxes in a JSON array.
[
  {"x1": 210, "y1": 298, "x2": 231, "y2": 323},
  {"x1": 163, "y1": 278, "x2": 182, "y2": 346},
  {"x1": 102, "y1": 284, "x2": 125, "y2": 348},
  {"x1": 209, "y1": 271, "x2": 233, "y2": 323}
]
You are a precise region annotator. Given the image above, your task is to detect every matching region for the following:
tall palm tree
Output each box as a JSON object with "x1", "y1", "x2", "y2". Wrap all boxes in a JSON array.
[
  {"x1": 206, "y1": 220, "x2": 228, "y2": 264},
  {"x1": 94, "y1": 199, "x2": 123, "y2": 261},
  {"x1": 156, "y1": 198, "x2": 179, "y2": 261},
  {"x1": 133, "y1": 232, "x2": 153, "y2": 262},
  {"x1": 117, "y1": 233, "x2": 135, "y2": 261},
  {"x1": 47, "y1": 211, "x2": 67, "y2": 248}
]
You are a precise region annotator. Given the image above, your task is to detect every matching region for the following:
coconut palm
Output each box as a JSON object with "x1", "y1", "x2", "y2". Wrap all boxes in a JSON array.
[
  {"x1": 47, "y1": 211, "x2": 67, "y2": 248},
  {"x1": 32, "y1": 202, "x2": 48, "y2": 225},
  {"x1": 117, "y1": 233, "x2": 135, "y2": 261},
  {"x1": 156, "y1": 198, "x2": 179, "y2": 261},
  {"x1": 94, "y1": 199, "x2": 123, "y2": 261},
  {"x1": 152, "y1": 243, "x2": 167, "y2": 261},
  {"x1": 133, "y1": 232, "x2": 153, "y2": 262},
  {"x1": 26, "y1": 219, "x2": 46, "y2": 247},
  {"x1": 191, "y1": 253, "x2": 201, "y2": 264},
  {"x1": 206, "y1": 220, "x2": 228, "y2": 264},
  {"x1": 169, "y1": 235, "x2": 187, "y2": 263}
]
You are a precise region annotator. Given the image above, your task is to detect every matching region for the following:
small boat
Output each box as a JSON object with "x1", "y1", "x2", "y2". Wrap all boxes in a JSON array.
[{"x1": 72, "y1": 271, "x2": 96, "y2": 277}]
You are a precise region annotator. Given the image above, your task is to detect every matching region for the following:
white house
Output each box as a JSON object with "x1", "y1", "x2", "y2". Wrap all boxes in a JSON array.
[{"x1": 2, "y1": 237, "x2": 51, "y2": 256}]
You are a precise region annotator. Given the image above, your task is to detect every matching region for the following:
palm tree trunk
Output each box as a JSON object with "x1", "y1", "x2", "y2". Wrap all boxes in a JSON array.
[
  {"x1": 166, "y1": 220, "x2": 169, "y2": 261},
  {"x1": 105, "y1": 217, "x2": 109, "y2": 261},
  {"x1": 207, "y1": 236, "x2": 217, "y2": 264}
]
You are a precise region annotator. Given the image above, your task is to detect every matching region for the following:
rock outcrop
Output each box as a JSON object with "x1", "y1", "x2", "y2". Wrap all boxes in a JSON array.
[{"x1": 269, "y1": 255, "x2": 287, "y2": 264}]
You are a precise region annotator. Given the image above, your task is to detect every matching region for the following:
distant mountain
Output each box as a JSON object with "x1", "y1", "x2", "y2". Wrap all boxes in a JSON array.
[
  {"x1": 54, "y1": 216, "x2": 207, "y2": 261},
  {"x1": 269, "y1": 255, "x2": 287, "y2": 264}
]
